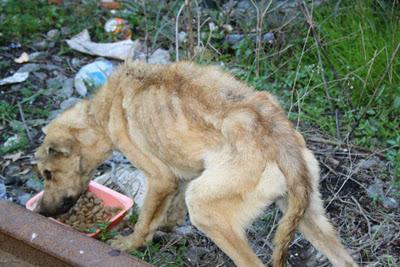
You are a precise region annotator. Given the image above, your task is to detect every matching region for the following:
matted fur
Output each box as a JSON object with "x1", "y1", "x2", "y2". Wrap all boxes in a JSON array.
[{"x1": 35, "y1": 61, "x2": 357, "y2": 267}]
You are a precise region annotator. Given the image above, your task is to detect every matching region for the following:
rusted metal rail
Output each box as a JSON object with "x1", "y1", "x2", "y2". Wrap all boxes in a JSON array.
[{"x1": 0, "y1": 200, "x2": 152, "y2": 267}]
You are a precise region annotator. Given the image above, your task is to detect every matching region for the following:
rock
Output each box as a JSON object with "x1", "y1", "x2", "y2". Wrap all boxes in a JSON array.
[
  {"x1": 33, "y1": 72, "x2": 48, "y2": 80},
  {"x1": 226, "y1": 34, "x2": 244, "y2": 44},
  {"x1": 236, "y1": 0, "x2": 254, "y2": 14},
  {"x1": 366, "y1": 181, "x2": 384, "y2": 201},
  {"x1": 185, "y1": 246, "x2": 209, "y2": 265},
  {"x1": 52, "y1": 55, "x2": 63, "y2": 64},
  {"x1": 48, "y1": 42, "x2": 56, "y2": 49},
  {"x1": 358, "y1": 159, "x2": 378, "y2": 170},
  {"x1": 4, "y1": 165, "x2": 20, "y2": 178},
  {"x1": 148, "y1": 49, "x2": 171, "y2": 65},
  {"x1": 120, "y1": 227, "x2": 133, "y2": 236},
  {"x1": 29, "y1": 52, "x2": 48, "y2": 61},
  {"x1": 326, "y1": 157, "x2": 340, "y2": 168},
  {"x1": 32, "y1": 40, "x2": 48, "y2": 51},
  {"x1": 25, "y1": 178, "x2": 44, "y2": 192},
  {"x1": 59, "y1": 78, "x2": 74, "y2": 98},
  {"x1": 175, "y1": 225, "x2": 194, "y2": 236},
  {"x1": 17, "y1": 193, "x2": 32, "y2": 206},
  {"x1": 60, "y1": 97, "x2": 80, "y2": 110},
  {"x1": 46, "y1": 75, "x2": 65, "y2": 89},
  {"x1": 263, "y1": 32, "x2": 275, "y2": 43},
  {"x1": 71, "y1": 58, "x2": 81, "y2": 68},
  {"x1": 48, "y1": 109, "x2": 62, "y2": 120},
  {"x1": 178, "y1": 31, "x2": 187, "y2": 43},
  {"x1": 382, "y1": 197, "x2": 398, "y2": 210},
  {"x1": 4, "y1": 176, "x2": 20, "y2": 186},
  {"x1": 17, "y1": 63, "x2": 40, "y2": 73},
  {"x1": 47, "y1": 29, "x2": 60, "y2": 40}
]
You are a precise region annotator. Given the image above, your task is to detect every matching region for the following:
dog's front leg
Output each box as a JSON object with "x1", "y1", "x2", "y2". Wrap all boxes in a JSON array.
[{"x1": 110, "y1": 172, "x2": 177, "y2": 251}]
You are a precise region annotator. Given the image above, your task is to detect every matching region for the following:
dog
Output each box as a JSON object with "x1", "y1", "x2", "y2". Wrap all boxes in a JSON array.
[{"x1": 34, "y1": 61, "x2": 357, "y2": 267}]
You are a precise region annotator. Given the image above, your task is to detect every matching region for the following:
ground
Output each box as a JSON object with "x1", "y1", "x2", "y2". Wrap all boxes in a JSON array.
[{"x1": 0, "y1": 0, "x2": 399, "y2": 266}]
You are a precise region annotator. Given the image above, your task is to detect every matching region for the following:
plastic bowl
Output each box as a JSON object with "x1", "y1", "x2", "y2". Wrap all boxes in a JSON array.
[{"x1": 26, "y1": 181, "x2": 133, "y2": 237}]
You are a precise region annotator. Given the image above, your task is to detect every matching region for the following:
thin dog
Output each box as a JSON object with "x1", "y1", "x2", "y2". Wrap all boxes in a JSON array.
[{"x1": 35, "y1": 61, "x2": 358, "y2": 267}]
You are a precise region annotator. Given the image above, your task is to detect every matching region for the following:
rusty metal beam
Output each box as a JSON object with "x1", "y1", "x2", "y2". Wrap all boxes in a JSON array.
[{"x1": 0, "y1": 200, "x2": 152, "y2": 267}]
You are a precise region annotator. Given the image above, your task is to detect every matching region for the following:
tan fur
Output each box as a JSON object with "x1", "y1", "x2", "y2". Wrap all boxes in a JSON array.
[{"x1": 35, "y1": 61, "x2": 357, "y2": 267}]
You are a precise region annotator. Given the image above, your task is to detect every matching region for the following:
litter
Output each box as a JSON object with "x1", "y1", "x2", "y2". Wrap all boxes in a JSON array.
[
  {"x1": 66, "y1": 29, "x2": 141, "y2": 60},
  {"x1": 74, "y1": 60, "x2": 114, "y2": 96},
  {"x1": 14, "y1": 52, "x2": 29, "y2": 64},
  {"x1": 104, "y1": 18, "x2": 131, "y2": 40},
  {"x1": 0, "y1": 72, "x2": 29, "y2": 86}
]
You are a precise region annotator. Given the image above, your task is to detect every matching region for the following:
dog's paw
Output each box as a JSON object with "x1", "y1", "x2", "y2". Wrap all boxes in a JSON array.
[{"x1": 108, "y1": 235, "x2": 136, "y2": 252}]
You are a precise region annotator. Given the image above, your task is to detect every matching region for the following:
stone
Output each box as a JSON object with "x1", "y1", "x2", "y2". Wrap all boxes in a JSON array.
[
  {"x1": 46, "y1": 75, "x2": 65, "y2": 89},
  {"x1": 71, "y1": 58, "x2": 81, "y2": 68},
  {"x1": 175, "y1": 225, "x2": 194, "y2": 236},
  {"x1": 59, "y1": 78, "x2": 74, "y2": 98},
  {"x1": 17, "y1": 193, "x2": 32, "y2": 206},
  {"x1": 60, "y1": 97, "x2": 80, "y2": 110},
  {"x1": 148, "y1": 49, "x2": 171, "y2": 65},
  {"x1": 382, "y1": 197, "x2": 398, "y2": 210},
  {"x1": 25, "y1": 178, "x2": 44, "y2": 192},
  {"x1": 366, "y1": 181, "x2": 384, "y2": 201},
  {"x1": 358, "y1": 159, "x2": 378, "y2": 170},
  {"x1": 47, "y1": 29, "x2": 60, "y2": 40},
  {"x1": 33, "y1": 72, "x2": 48, "y2": 80},
  {"x1": 226, "y1": 34, "x2": 244, "y2": 44},
  {"x1": 4, "y1": 165, "x2": 20, "y2": 178},
  {"x1": 17, "y1": 63, "x2": 40, "y2": 73},
  {"x1": 48, "y1": 109, "x2": 62, "y2": 120},
  {"x1": 29, "y1": 52, "x2": 48, "y2": 61},
  {"x1": 32, "y1": 40, "x2": 48, "y2": 51},
  {"x1": 4, "y1": 175, "x2": 20, "y2": 186}
]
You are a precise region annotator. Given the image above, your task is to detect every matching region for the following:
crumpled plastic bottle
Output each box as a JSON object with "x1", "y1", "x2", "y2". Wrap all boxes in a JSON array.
[{"x1": 74, "y1": 60, "x2": 114, "y2": 97}]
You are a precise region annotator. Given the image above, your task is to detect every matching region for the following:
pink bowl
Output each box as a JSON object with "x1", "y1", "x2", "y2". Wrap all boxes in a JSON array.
[{"x1": 26, "y1": 181, "x2": 133, "y2": 237}]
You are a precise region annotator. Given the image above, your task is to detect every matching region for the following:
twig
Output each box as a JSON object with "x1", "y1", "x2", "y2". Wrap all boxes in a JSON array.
[
  {"x1": 250, "y1": 0, "x2": 273, "y2": 77},
  {"x1": 351, "y1": 196, "x2": 371, "y2": 238},
  {"x1": 185, "y1": 0, "x2": 195, "y2": 60},
  {"x1": 17, "y1": 102, "x2": 33, "y2": 142},
  {"x1": 175, "y1": 3, "x2": 186, "y2": 61}
]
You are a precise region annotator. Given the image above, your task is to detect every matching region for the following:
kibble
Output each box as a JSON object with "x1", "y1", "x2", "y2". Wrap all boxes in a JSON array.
[{"x1": 56, "y1": 192, "x2": 121, "y2": 233}]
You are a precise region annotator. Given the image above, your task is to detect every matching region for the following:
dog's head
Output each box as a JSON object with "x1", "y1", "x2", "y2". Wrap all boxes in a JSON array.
[{"x1": 34, "y1": 101, "x2": 111, "y2": 216}]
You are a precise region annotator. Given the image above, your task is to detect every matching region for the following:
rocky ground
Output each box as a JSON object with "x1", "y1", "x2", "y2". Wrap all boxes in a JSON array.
[{"x1": 1, "y1": 1, "x2": 399, "y2": 266}]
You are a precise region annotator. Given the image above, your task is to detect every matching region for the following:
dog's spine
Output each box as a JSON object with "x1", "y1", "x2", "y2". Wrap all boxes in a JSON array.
[{"x1": 272, "y1": 142, "x2": 312, "y2": 267}]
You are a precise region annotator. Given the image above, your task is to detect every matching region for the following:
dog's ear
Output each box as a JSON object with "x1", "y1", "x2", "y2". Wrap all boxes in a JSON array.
[{"x1": 47, "y1": 140, "x2": 73, "y2": 157}]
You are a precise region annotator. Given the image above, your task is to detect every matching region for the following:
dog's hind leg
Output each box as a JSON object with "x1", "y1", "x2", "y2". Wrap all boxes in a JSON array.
[{"x1": 277, "y1": 149, "x2": 358, "y2": 267}]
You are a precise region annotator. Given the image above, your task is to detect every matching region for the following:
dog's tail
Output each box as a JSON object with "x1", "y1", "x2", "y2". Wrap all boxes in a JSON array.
[{"x1": 271, "y1": 135, "x2": 312, "y2": 267}]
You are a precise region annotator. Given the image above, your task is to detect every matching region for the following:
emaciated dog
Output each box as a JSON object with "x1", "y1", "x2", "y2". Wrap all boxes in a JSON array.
[{"x1": 35, "y1": 61, "x2": 357, "y2": 267}]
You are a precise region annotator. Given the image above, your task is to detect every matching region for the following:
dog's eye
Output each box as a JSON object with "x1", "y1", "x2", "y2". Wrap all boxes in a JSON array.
[{"x1": 44, "y1": 170, "x2": 52, "y2": 181}]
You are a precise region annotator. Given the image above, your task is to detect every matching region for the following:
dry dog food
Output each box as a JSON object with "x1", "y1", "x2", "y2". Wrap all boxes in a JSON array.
[{"x1": 56, "y1": 192, "x2": 120, "y2": 233}]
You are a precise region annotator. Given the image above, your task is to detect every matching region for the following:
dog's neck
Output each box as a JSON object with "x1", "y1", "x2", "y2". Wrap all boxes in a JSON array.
[{"x1": 78, "y1": 104, "x2": 113, "y2": 176}]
